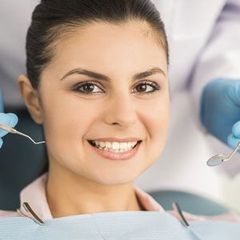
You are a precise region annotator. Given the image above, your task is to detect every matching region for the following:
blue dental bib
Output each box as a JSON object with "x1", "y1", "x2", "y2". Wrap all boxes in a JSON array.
[{"x1": 0, "y1": 211, "x2": 239, "y2": 240}]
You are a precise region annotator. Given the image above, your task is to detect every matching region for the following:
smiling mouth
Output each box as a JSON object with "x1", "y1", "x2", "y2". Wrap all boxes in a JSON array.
[
  {"x1": 87, "y1": 139, "x2": 142, "y2": 160},
  {"x1": 88, "y1": 140, "x2": 141, "y2": 146},
  {"x1": 87, "y1": 140, "x2": 142, "y2": 152}
]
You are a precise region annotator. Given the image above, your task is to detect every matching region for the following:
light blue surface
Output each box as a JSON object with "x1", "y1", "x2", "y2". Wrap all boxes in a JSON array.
[
  {"x1": 0, "y1": 211, "x2": 192, "y2": 240},
  {"x1": 0, "y1": 211, "x2": 240, "y2": 240},
  {"x1": 189, "y1": 220, "x2": 240, "y2": 240}
]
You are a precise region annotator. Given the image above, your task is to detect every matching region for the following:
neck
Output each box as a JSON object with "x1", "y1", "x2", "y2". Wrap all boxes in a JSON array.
[{"x1": 46, "y1": 162, "x2": 142, "y2": 218}]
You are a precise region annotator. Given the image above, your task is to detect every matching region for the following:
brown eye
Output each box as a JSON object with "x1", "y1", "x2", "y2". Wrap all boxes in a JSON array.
[
  {"x1": 73, "y1": 82, "x2": 104, "y2": 94},
  {"x1": 134, "y1": 81, "x2": 160, "y2": 94}
]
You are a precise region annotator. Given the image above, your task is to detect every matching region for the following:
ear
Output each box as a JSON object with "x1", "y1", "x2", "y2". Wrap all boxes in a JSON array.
[{"x1": 17, "y1": 75, "x2": 43, "y2": 124}]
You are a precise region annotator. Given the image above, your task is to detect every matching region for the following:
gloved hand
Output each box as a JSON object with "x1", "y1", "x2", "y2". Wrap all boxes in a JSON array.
[
  {"x1": 0, "y1": 91, "x2": 18, "y2": 148},
  {"x1": 201, "y1": 78, "x2": 240, "y2": 149}
]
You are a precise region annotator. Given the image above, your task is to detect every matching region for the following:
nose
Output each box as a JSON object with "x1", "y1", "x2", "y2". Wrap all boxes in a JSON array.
[{"x1": 103, "y1": 92, "x2": 137, "y2": 128}]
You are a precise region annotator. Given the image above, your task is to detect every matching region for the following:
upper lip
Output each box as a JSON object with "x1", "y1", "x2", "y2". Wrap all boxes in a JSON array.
[{"x1": 88, "y1": 138, "x2": 142, "y2": 142}]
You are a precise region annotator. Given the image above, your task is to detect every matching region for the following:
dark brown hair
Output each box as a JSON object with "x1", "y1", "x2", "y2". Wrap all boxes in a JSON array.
[{"x1": 26, "y1": 0, "x2": 168, "y2": 88}]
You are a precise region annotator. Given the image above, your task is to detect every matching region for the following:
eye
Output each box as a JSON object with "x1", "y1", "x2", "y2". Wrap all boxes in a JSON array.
[
  {"x1": 133, "y1": 81, "x2": 160, "y2": 94},
  {"x1": 73, "y1": 81, "x2": 104, "y2": 94}
]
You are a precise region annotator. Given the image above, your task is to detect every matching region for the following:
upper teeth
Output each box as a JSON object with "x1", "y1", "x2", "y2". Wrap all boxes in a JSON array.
[{"x1": 92, "y1": 140, "x2": 138, "y2": 152}]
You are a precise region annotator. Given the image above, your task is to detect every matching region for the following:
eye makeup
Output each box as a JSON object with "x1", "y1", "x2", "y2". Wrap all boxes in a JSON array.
[{"x1": 71, "y1": 79, "x2": 161, "y2": 96}]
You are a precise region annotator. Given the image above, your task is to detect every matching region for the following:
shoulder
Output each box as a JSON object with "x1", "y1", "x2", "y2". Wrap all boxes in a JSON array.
[{"x1": 0, "y1": 210, "x2": 18, "y2": 217}]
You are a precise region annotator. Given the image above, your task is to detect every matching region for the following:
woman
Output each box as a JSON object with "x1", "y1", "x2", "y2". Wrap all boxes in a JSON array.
[
  {"x1": 2, "y1": 0, "x2": 170, "y2": 217},
  {"x1": 0, "y1": 0, "x2": 239, "y2": 238}
]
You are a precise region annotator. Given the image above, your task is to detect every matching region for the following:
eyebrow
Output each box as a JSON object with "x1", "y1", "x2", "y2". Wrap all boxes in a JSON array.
[{"x1": 60, "y1": 67, "x2": 166, "y2": 81}]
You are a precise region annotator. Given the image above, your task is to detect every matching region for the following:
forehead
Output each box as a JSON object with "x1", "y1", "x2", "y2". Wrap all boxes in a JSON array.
[{"x1": 46, "y1": 20, "x2": 167, "y2": 77}]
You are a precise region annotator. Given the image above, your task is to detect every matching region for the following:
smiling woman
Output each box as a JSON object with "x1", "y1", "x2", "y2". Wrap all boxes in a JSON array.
[
  {"x1": 2, "y1": 1, "x2": 240, "y2": 239},
  {"x1": 3, "y1": 0, "x2": 170, "y2": 222}
]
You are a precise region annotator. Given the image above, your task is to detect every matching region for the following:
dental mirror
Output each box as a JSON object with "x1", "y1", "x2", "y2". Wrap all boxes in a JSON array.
[{"x1": 207, "y1": 141, "x2": 240, "y2": 167}]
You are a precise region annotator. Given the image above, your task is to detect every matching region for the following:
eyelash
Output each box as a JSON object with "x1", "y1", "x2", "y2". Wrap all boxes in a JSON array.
[{"x1": 72, "y1": 80, "x2": 161, "y2": 95}]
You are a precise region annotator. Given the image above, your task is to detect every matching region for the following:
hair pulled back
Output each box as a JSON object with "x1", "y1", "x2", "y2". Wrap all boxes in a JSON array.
[{"x1": 26, "y1": 0, "x2": 168, "y2": 88}]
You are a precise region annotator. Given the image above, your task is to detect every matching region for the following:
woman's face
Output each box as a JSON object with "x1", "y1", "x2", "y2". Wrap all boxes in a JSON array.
[{"x1": 36, "y1": 20, "x2": 169, "y2": 185}]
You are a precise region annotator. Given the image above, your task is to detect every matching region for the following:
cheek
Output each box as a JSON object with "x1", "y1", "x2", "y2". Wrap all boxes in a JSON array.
[
  {"x1": 141, "y1": 95, "x2": 170, "y2": 150},
  {"x1": 40, "y1": 91, "x2": 98, "y2": 148},
  {"x1": 150, "y1": 107, "x2": 169, "y2": 145},
  {"x1": 140, "y1": 93, "x2": 169, "y2": 131}
]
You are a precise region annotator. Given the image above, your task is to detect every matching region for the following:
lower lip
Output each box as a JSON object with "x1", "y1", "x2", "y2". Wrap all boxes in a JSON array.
[{"x1": 88, "y1": 141, "x2": 141, "y2": 160}]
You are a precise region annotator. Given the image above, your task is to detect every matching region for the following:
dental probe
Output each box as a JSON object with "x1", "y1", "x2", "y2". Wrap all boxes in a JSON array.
[{"x1": 0, "y1": 123, "x2": 45, "y2": 145}]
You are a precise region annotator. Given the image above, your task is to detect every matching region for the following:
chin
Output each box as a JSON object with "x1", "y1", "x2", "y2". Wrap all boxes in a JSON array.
[{"x1": 90, "y1": 170, "x2": 140, "y2": 186}]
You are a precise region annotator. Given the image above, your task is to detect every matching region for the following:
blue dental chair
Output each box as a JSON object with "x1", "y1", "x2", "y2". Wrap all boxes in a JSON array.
[{"x1": 0, "y1": 106, "x2": 229, "y2": 215}]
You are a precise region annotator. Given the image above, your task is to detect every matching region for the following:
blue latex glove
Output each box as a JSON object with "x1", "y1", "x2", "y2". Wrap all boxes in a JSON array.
[
  {"x1": 0, "y1": 91, "x2": 18, "y2": 148},
  {"x1": 201, "y1": 78, "x2": 240, "y2": 149}
]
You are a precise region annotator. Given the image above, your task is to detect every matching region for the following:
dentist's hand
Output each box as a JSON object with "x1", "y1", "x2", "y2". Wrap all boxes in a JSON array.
[
  {"x1": 0, "y1": 91, "x2": 18, "y2": 148},
  {"x1": 201, "y1": 78, "x2": 240, "y2": 149},
  {"x1": 0, "y1": 113, "x2": 19, "y2": 148}
]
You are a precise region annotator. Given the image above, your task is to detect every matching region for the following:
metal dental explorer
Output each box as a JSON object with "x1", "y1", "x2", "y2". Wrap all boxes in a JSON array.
[
  {"x1": 207, "y1": 141, "x2": 240, "y2": 167},
  {"x1": 0, "y1": 123, "x2": 45, "y2": 145}
]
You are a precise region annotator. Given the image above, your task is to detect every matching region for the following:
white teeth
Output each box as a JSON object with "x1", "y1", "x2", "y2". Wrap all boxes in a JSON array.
[
  {"x1": 112, "y1": 142, "x2": 120, "y2": 149},
  {"x1": 90, "y1": 140, "x2": 138, "y2": 153},
  {"x1": 120, "y1": 142, "x2": 128, "y2": 149},
  {"x1": 106, "y1": 142, "x2": 112, "y2": 149}
]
